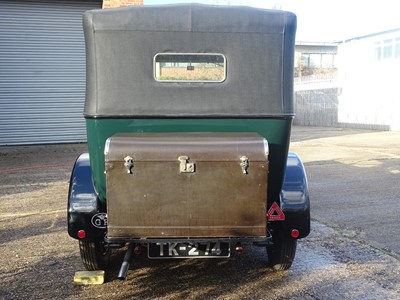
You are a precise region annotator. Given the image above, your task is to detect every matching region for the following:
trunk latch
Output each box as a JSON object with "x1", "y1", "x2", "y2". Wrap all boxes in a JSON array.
[
  {"x1": 124, "y1": 156, "x2": 134, "y2": 174},
  {"x1": 240, "y1": 156, "x2": 249, "y2": 174},
  {"x1": 178, "y1": 156, "x2": 195, "y2": 173}
]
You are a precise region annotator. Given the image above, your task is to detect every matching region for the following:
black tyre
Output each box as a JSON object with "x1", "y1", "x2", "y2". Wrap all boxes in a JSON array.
[
  {"x1": 79, "y1": 239, "x2": 111, "y2": 271},
  {"x1": 267, "y1": 231, "x2": 297, "y2": 271}
]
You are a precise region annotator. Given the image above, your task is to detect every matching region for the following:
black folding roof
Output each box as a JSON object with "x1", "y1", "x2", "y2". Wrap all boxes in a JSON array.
[{"x1": 83, "y1": 4, "x2": 296, "y2": 118}]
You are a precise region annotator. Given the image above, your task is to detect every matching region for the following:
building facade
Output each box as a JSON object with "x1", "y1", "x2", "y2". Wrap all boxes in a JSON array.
[{"x1": 338, "y1": 28, "x2": 400, "y2": 131}]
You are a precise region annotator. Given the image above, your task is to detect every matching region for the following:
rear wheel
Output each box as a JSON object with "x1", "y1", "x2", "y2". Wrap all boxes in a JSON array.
[
  {"x1": 79, "y1": 239, "x2": 111, "y2": 271},
  {"x1": 267, "y1": 229, "x2": 297, "y2": 271}
]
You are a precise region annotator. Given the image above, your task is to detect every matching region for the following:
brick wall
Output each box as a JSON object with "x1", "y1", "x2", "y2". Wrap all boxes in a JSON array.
[{"x1": 103, "y1": 0, "x2": 143, "y2": 9}]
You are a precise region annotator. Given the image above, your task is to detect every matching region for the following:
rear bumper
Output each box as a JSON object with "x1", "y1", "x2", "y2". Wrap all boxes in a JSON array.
[{"x1": 104, "y1": 236, "x2": 272, "y2": 246}]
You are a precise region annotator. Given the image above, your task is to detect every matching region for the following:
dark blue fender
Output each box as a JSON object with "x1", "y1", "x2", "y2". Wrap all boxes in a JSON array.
[
  {"x1": 67, "y1": 153, "x2": 106, "y2": 240},
  {"x1": 279, "y1": 152, "x2": 310, "y2": 239}
]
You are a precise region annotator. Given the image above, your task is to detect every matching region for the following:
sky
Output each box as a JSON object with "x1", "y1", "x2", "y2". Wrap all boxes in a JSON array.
[{"x1": 144, "y1": 0, "x2": 400, "y2": 42}]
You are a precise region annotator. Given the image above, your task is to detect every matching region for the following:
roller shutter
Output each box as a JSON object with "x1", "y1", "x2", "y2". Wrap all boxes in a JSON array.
[{"x1": 0, "y1": 0, "x2": 101, "y2": 145}]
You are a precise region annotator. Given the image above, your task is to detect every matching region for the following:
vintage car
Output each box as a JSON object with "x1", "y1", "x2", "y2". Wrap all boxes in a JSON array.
[{"x1": 68, "y1": 4, "x2": 310, "y2": 279}]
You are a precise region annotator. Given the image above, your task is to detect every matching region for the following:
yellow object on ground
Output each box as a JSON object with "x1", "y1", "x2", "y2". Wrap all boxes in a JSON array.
[{"x1": 73, "y1": 270, "x2": 105, "y2": 285}]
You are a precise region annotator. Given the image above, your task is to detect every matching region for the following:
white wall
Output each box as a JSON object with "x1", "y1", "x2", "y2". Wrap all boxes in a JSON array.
[{"x1": 338, "y1": 30, "x2": 400, "y2": 131}]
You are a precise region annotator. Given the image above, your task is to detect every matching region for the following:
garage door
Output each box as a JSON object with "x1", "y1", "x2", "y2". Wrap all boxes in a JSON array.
[{"x1": 0, "y1": 0, "x2": 102, "y2": 145}]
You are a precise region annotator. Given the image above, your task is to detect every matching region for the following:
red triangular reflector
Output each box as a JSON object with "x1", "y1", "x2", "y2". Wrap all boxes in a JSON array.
[{"x1": 267, "y1": 202, "x2": 285, "y2": 221}]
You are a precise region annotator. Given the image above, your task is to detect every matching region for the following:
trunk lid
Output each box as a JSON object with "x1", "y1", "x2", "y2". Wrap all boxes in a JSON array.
[{"x1": 105, "y1": 132, "x2": 268, "y2": 239}]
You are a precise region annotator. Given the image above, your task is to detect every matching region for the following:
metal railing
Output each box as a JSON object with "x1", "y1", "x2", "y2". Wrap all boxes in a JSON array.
[{"x1": 294, "y1": 73, "x2": 338, "y2": 91}]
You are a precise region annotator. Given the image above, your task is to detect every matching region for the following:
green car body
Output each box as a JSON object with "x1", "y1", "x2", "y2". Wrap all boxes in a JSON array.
[{"x1": 86, "y1": 118, "x2": 292, "y2": 203}]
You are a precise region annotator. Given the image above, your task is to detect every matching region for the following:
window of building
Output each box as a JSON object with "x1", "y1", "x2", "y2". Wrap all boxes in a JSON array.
[
  {"x1": 375, "y1": 41, "x2": 382, "y2": 60},
  {"x1": 395, "y1": 37, "x2": 400, "y2": 59},
  {"x1": 383, "y1": 39, "x2": 393, "y2": 59},
  {"x1": 308, "y1": 54, "x2": 321, "y2": 68},
  {"x1": 300, "y1": 53, "x2": 337, "y2": 68},
  {"x1": 301, "y1": 54, "x2": 310, "y2": 67},
  {"x1": 321, "y1": 54, "x2": 335, "y2": 68}
]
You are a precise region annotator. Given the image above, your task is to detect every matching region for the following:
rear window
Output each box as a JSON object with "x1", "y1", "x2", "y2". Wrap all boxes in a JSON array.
[{"x1": 154, "y1": 53, "x2": 226, "y2": 82}]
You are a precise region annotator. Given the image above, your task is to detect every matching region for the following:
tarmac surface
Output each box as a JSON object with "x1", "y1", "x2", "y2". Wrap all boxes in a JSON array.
[
  {"x1": 290, "y1": 126, "x2": 400, "y2": 258},
  {"x1": 0, "y1": 126, "x2": 399, "y2": 299}
]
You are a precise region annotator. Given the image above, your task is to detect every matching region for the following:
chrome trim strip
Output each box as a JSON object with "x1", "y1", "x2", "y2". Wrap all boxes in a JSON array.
[{"x1": 263, "y1": 139, "x2": 269, "y2": 157}]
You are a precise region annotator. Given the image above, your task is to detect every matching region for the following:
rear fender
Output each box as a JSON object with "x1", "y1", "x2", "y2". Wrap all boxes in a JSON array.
[
  {"x1": 278, "y1": 152, "x2": 310, "y2": 239},
  {"x1": 67, "y1": 153, "x2": 106, "y2": 240}
]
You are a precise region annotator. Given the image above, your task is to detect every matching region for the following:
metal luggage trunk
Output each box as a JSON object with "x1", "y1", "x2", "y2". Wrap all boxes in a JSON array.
[{"x1": 105, "y1": 133, "x2": 268, "y2": 240}]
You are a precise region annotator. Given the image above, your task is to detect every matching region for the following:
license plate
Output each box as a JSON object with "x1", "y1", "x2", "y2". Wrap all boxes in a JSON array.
[{"x1": 148, "y1": 242, "x2": 230, "y2": 259}]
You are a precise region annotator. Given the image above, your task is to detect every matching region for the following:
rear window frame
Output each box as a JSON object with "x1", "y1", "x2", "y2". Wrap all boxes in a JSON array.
[{"x1": 153, "y1": 53, "x2": 227, "y2": 83}]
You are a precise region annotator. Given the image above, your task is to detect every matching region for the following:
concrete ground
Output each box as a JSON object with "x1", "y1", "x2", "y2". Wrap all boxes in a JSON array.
[{"x1": 290, "y1": 126, "x2": 400, "y2": 258}]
